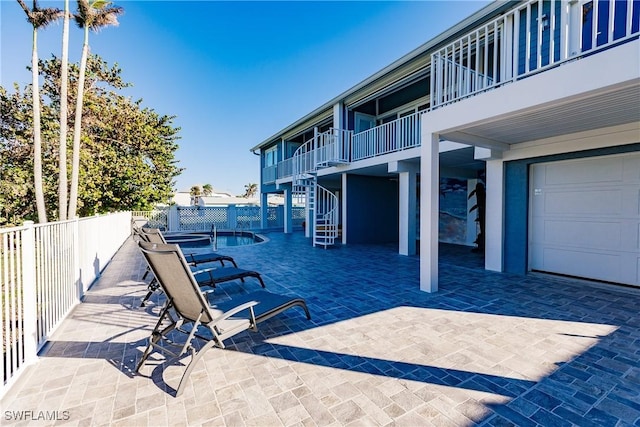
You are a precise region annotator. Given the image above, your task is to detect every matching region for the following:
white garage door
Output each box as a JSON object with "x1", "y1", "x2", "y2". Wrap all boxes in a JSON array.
[{"x1": 529, "y1": 152, "x2": 640, "y2": 287}]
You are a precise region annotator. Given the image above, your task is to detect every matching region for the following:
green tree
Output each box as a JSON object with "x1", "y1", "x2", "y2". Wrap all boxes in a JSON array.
[
  {"x1": 1, "y1": 54, "x2": 183, "y2": 224},
  {"x1": 243, "y1": 183, "x2": 257, "y2": 198},
  {"x1": 202, "y1": 184, "x2": 213, "y2": 196},
  {"x1": 16, "y1": 0, "x2": 62, "y2": 223},
  {"x1": 68, "y1": 0, "x2": 123, "y2": 219}
]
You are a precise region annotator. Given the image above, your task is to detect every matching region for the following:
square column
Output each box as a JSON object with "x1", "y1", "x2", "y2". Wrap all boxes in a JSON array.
[
  {"x1": 341, "y1": 173, "x2": 348, "y2": 244},
  {"x1": 388, "y1": 161, "x2": 418, "y2": 256},
  {"x1": 283, "y1": 187, "x2": 293, "y2": 234},
  {"x1": 485, "y1": 159, "x2": 504, "y2": 271},
  {"x1": 420, "y1": 129, "x2": 439, "y2": 292}
]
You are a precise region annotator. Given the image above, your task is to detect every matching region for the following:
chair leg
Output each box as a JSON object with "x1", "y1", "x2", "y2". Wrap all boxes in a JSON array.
[
  {"x1": 175, "y1": 340, "x2": 217, "y2": 397},
  {"x1": 140, "y1": 278, "x2": 160, "y2": 307}
]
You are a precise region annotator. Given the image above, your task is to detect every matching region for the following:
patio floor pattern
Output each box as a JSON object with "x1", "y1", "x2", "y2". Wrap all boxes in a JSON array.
[{"x1": 2, "y1": 231, "x2": 639, "y2": 426}]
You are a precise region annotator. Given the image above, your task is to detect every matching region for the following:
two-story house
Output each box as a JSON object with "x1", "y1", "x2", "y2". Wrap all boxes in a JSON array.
[{"x1": 251, "y1": 0, "x2": 640, "y2": 292}]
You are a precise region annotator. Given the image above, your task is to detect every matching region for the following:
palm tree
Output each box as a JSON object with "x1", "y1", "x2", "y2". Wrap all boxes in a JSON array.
[
  {"x1": 68, "y1": 0, "x2": 123, "y2": 219},
  {"x1": 202, "y1": 184, "x2": 213, "y2": 196},
  {"x1": 17, "y1": 0, "x2": 62, "y2": 223},
  {"x1": 243, "y1": 183, "x2": 257, "y2": 198},
  {"x1": 190, "y1": 185, "x2": 202, "y2": 206},
  {"x1": 58, "y1": 0, "x2": 70, "y2": 220}
]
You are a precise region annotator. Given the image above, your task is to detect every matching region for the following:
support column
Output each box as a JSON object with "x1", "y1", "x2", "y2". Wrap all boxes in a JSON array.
[
  {"x1": 284, "y1": 187, "x2": 293, "y2": 233},
  {"x1": 485, "y1": 159, "x2": 504, "y2": 272},
  {"x1": 389, "y1": 161, "x2": 418, "y2": 256},
  {"x1": 420, "y1": 129, "x2": 439, "y2": 292},
  {"x1": 341, "y1": 173, "x2": 348, "y2": 244},
  {"x1": 260, "y1": 193, "x2": 268, "y2": 230}
]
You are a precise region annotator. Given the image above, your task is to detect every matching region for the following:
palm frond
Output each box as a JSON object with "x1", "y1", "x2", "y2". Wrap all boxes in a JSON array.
[
  {"x1": 16, "y1": 0, "x2": 62, "y2": 28},
  {"x1": 32, "y1": 7, "x2": 63, "y2": 28},
  {"x1": 88, "y1": 6, "x2": 123, "y2": 31}
]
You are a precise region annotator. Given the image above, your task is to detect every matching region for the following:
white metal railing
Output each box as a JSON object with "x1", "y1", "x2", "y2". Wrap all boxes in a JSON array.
[
  {"x1": 313, "y1": 184, "x2": 339, "y2": 248},
  {"x1": 1, "y1": 212, "x2": 131, "y2": 397},
  {"x1": 432, "y1": 0, "x2": 640, "y2": 107},
  {"x1": 277, "y1": 158, "x2": 294, "y2": 179},
  {"x1": 315, "y1": 128, "x2": 352, "y2": 167},
  {"x1": 289, "y1": 128, "x2": 352, "y2": 179},
  {"x1": 262, "y1": 165, "x2": 277, "y2": 183},
  {"x1": 351, "y1": 112, "x2": 422, "y2": 161}
]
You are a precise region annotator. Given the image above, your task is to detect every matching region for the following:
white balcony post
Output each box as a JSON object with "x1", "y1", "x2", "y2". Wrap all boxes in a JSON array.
[
  {"x1": 389, "y1": 161, "x2": 418, "y2": 256},
  {"x1": 21, "y1": 221, "x2": 38, "y2": 366}
]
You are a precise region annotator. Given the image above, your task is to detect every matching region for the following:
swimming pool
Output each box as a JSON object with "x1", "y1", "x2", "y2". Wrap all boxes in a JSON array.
[{"x1": 165, "y1": 231, "x2": 264, "y2": 249}]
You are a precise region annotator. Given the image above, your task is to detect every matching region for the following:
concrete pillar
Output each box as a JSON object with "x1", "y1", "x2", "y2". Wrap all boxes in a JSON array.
[
  {"x1": 485, "y1": 159, "x2": 504, "y2": 272},
  {"x1": 341, "y1": 173, "x2": 348, "y2": 244},
  {"x1": 420, "y1": 128, "x2": 439, "y2": 293},
  {"x1": 284, "y1": 187, "x2": 293, "y2": 233},
  {"x1": 389, "y1": 161, "x2": 418, "y2": 256}
]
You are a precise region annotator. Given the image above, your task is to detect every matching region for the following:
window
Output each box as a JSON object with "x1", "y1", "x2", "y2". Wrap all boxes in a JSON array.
[{"x1": 264, "y1": 146, "x2": 277, "y2": 167}]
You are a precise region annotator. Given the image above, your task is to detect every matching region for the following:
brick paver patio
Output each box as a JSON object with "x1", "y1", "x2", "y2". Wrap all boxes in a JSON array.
[{"x1": 2, "y1": 231, "x2": 639, "y2": 426}]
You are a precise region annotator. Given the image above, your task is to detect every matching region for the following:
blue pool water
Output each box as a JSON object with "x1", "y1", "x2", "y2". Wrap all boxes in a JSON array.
[{"x1": 170, "y1": 231, "x2": 263, "y2": 250}]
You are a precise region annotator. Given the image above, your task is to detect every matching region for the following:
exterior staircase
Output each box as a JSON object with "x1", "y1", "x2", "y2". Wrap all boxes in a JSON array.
[{"x1": 292, "y1": 128, "x2": 351, "y2": 248}]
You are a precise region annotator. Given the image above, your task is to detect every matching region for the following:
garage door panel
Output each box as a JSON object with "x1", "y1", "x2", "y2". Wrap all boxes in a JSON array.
[
  {"x1": 540, "y1": 220, "x2": 622, "y2": 250},
  {"x1": 542, "y1": 189, "x2": 623, "y2": 215},
  {"x1": 540, "y1": 247, "x2": 622, "y2": 283},
  {"x1": 530, "y1": 152, "x2": 640, "y2": 287},
  {"x1": 544, "y1": 156, "x2": 625, "y2": 185}
]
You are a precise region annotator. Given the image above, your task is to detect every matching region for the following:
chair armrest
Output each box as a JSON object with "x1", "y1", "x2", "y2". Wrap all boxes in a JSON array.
[
  {"x1": 192, "y1": 267, "x2": 216, "y2": 275},
  {"x1": 212, "y1": 300, "x2": 259, "y2": 324}
]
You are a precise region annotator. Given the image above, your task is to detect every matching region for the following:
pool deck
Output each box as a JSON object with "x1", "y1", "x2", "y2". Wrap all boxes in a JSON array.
[{"x1": 2, "y1": 231, "x2": 639, "y2": 426}]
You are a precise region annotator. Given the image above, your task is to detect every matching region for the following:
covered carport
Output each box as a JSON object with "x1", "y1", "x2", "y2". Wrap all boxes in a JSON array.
[{"x1": 419, "y1": 39, "x2": 640, "y2": 292}]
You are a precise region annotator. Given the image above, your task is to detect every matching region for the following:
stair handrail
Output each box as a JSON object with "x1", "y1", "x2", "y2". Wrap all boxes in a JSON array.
[{"x1": 313, "y1": 183, "x2": 339, "y2": 247}]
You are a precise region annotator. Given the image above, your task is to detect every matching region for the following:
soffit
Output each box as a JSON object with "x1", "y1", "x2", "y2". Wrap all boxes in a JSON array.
[{"x1": 441, "y1": 81, "x2": 640, "y2": 147}]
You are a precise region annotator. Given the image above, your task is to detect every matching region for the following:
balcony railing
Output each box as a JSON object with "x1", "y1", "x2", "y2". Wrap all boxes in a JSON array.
[
  {"x1": 268, "y1": 0, "x2": 639, "y2": 182},
  {"x1": 277, "y1": 158, "x2": 294, "y2": 179},
  {"x1": 263, "y1": 165, "x2": 277, "y2": 184},
  {"x1": 352, "y1": 112, "x2": 422, "y2": 161},
  {"x1": 432, "y1": 0, "x2": 640, "y2": 107}
]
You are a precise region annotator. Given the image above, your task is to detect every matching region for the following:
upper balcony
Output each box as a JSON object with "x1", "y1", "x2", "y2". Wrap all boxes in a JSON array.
[
  {"x1": 262, "y1": 0, "x2": 639, "y2": 186},
  {"x1": 431, "y1": 0, "x2": 640, "y2": 108}
]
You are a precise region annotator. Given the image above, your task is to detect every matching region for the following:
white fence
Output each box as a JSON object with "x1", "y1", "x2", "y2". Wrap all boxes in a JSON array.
[
  {"x1": 1, "y1": 212, "x2": 131, "y2": 397},
  {"x1": 134, "y1": 205, "x2": 305, "y2": 232}
]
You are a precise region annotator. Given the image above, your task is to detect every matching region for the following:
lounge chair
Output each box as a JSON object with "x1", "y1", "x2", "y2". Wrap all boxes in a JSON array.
[
  {"x1": 136, "y1": 240, "x2": 310, "y2": 396},
  {"x1": 139, "y1": 228, "x2": 238, "y2": 267},
  {"x1": 137, "y1": 228, "x2": 263, "y2": 306}
]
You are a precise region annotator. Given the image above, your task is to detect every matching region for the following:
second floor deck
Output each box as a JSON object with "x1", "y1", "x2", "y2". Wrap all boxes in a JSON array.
[{"x1": 260, "y1": 0, "x2": 639, "y2": 187}]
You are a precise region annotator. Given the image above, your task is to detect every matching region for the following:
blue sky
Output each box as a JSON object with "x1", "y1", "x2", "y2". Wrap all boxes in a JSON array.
[{"x1": 1, "y1": 0, "x2": 490, "y2": 196}]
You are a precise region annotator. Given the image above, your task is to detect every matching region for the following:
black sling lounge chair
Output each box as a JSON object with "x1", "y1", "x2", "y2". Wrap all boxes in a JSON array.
[
  {"x1": 136, "y1": 240, "x2": 310, "y2": 396},
  {"x1": 139, "y1": 228, "x2": 238, "y2": 267},
  {"x1": 136, "y1": 228, "x2": 263, "y2": 306}
]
